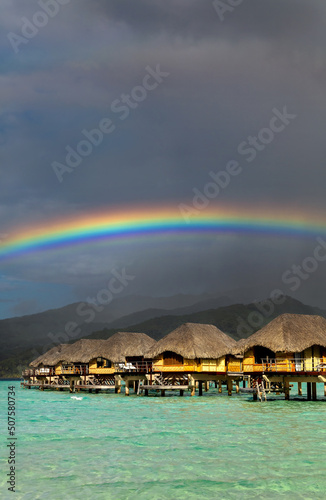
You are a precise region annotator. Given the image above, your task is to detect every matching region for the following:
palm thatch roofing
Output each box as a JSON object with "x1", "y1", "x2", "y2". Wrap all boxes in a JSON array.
[
  {"x1": 30, "y1": 343, "x2": 71, "y2": 367},
  {"x1": 55, "y1": 339, "x2": 111, "y2": 364},
  {"x1": 102, "y1": 331, "x2": 156, "y2": 362},
  {"x1": 230, "y1": 338, "x2": 247, "y2": 357},
  {"x1": 234, "y1": 314, "x2": 326, "y2": 354},
  {"x1": 145, "y1": 323, "x2": 236, "y2": 359},
  {"x1": 30, "y1": 332, "x2": 156, "y2": 366}
]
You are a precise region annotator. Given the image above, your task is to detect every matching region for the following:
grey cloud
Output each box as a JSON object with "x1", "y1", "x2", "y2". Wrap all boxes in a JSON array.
[{"x1": 86, "y1": 0, "x2": 326, "y2": 44}]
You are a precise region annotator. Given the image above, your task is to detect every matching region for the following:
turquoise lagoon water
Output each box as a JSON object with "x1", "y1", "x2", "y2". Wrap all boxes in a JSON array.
[{"x1": 1, "y1": 380, "x2": 326, "y2": 500}]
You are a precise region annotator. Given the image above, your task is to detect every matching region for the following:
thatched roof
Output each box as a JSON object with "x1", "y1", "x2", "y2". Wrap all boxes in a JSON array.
[
  {"x1": 145, "y1": 323, "x2": 236, "y2": 359},
  {"x1": 236, "y1": 314, "x2": 326, "y2": 354},
  {"x1": 30, "y1": 343, "x2": 71, "y2": 367},
  {"x1": 100, "y1": 331, "x2": 156, "y2": 362},
  {"x1": 56, "y1": 339, "x2": 110, "y2": 364},
  {"x1": 231, "y1": 338, "x2": 247, "y2": 357},
  {"x1": 30, "y1": 332, "x2": 156, "y2": 366}
]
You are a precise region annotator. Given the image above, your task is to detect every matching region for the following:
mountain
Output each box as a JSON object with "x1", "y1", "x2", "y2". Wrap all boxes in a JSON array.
[
  {"x1": 87, "y1": 296, "x2": 326, "y2": 343},
  {"x1": 107, "y1": 295, "x2": 233, "y2": 329},
  {"x1": 0, "y1": 293, "x2": 233, "y2": 361},
  {"x1": 0, "y1": 302, "x2": 105, "y2": 361}
]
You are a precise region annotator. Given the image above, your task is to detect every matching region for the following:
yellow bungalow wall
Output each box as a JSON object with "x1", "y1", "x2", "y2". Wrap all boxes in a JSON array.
[
  {"x1": 201, "y1": 357, "x2": 226, "y2": 373},
  {"x1": 88, "y1": 358, "x2": 115, "y2": 375},
  {"x1": 303, "y1": 346, "x2": 321, "y2": 371},
  {"x1": 242, "y1": 349, "x2": 296, "y2": 372},
  {"x1": 152, "y1": 354, "x2": 227, "y2": 373},
  {"x1": 152, "y1": 355, "x2": 187, "y2": 372},
  {"x1": 242, "y1": 345, "x2": 325, "y2": 373},
  {"x1": 54, "y1": 363, "x2": 80, "y2": 375},
  {"x1": 227, "y1": 356, "x2": 242, "y2": 372},
  {"x1": 242, "y1": 349, "x2": 257, "y2": 372},
  {"x1": 55, "y1": 363, "x2": 63, "y2": 375}
]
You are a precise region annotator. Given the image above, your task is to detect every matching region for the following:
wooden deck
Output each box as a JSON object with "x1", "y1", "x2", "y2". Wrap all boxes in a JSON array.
[
  {"x1": 21, "y1": 382, "x2": 115, "y2": 391},
  {"x1": 140, "y1": 385, "x2": 189, "y2": 390}
]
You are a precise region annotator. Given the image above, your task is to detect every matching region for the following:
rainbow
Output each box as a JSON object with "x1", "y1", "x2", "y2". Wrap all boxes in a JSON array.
[{"x1": 0, "y1": 205, "x2": 325, "y2": 260}]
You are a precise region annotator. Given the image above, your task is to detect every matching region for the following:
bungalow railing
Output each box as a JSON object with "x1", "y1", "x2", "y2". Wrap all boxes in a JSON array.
[
  {"x1": 60, "y1": 365, "x2": 89, "y2": 375},
  {"x1": 261, "y1": 358, "x2": 326, "y2": 372},
  {"x1": 23, "y1": 368, "x2": 55, "y2": 377},
  {"x1": 114, "y1": 361, "x2": 153, "y2": 372}
]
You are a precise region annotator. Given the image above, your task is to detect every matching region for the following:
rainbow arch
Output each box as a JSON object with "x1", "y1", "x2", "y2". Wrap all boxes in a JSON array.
[{"x1": 0, "y1": 206, "x2": 325, "y2": 260}]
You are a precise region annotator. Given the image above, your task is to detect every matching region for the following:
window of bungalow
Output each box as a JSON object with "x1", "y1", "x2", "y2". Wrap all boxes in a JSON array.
[
  {"x1": 163, "y1": 351, "x2": 184, "y2": 366},
  {"x1": 254, "y1": 346, "x2": 275, "y2": 364},
  {"x1": 96, "y1": 358, "x2": 111, "y2": 368}
]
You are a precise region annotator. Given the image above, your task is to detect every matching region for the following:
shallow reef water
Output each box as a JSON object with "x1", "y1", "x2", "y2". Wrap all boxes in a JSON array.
[{"x1": 1, "y1": 381, "x2": 326, "y2": 499}]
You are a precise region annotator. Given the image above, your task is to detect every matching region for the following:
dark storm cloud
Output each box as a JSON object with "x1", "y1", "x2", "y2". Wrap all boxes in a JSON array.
[{"x1": 1, "y1": 0, "x2": 326, "y2": 317}]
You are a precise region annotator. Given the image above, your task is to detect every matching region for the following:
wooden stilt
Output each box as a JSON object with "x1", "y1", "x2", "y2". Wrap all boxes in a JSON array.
[
  {"x1": 312, "y1": 382, "x2": 317, "y2": 401},
  {"x1": 242, "y1": 380, "x2": 246, "y2": 388},
  {"x1": 161, "y1": 390, "x2": 165, "y2": 397},
  {"x1": 253, "y1": 393, "x2": 257, "y2": 401},
  {"x1": 125, "y1": 380, "x2": 130, "y2": 396},
  {"x1": 284, "y1": 379, "x2": 290, "y2": 400},
  {"x1": 144, "y1": 389, "x2": 149, "y2": 396},
  {"x1": 134, "y1": 380, "x2": 139, "y2": 394},
  {"x1": 198, "y1": 381, "x2": 203, "y2": 396},
  {"x1": 180, "y1": 389, "x2": 184, "y2": 397},
  {"x1": 215, "y1": 381, "x2": 218, "y2": 388},
  {"x1": 298, "y1": 382, "x2": 302, "y2": 396},
  {"x1": 205, "y1": 381, "x2": 210, "y2": 392},
  {"x1": 115, "y1": 375, "x2": 121, "y2": 394},
  {"x1": 189, "y1": 375, "x2": 195, "y2": 396},
  {"x1": 236, "y1": 382, "x2": 239, "y2": 393},
  {"x1": 218, "y1": 380, "x2": 222, "y2": 393},
  {"x1": 324, "y1": 383, "x2": 326, "y2": 397},
  {"x1": 227, "y1": 379, "x2": 232, "y2": 396},
  {"x1": 307, "y1": 382, "x2": 312, "y2": 401}
]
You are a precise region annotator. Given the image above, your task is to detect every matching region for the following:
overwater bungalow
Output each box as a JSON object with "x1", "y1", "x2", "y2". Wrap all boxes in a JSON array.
[
  {"x1": 22, "y1": 315, "x2": 326, "y2": 400},
  {"x1": 53, "y1": 339, "x2": 112, "y2": 390},
  {"x1": 235, "y1": 314, "x2": 326, "y2": 399},
  {"x1": 102, "y1": 331, "x2": 156, "y2": 394},
  {"x1": 237, "y1": 314, "x2": 326, "y2": 373},
  {"x1": 23, "y1": 332, "x2": 156, "y2": 393},
  {"x1": 24, "y1": 343, "x2": 72, "y2": 387},
  {"x1": 102, "y1": 331, "x2": 156, "y2": 372},
  {"x1": 144, "y1": 323, "x2": 237, "y2": 395}
]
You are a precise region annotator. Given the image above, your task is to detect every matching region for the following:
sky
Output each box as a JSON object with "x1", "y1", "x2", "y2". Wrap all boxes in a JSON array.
[{"x1": 1, "y1": 0, "x2": 326, "y2": 319}]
